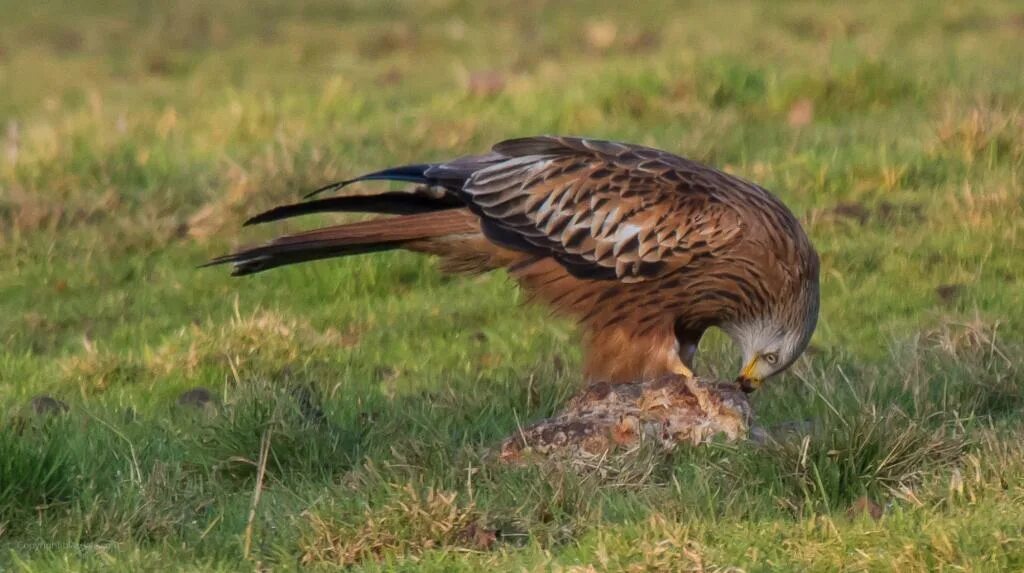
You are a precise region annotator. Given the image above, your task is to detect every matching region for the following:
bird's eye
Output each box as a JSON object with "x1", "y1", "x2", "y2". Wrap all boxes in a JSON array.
[{"x1": 763, "y1": 352, "x2": 778, "y2": 365}]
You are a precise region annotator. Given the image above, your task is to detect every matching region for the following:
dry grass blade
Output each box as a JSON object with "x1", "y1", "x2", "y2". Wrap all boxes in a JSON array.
[
  {"x1": 242, "y1": 427, "x2": 272, "y2": 560},
  {"x1": 298, "y1": 484, "x2": 487, "y2": 567}
]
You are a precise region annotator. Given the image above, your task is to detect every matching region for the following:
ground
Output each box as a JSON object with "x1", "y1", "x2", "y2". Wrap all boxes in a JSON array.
[{"x1": 1, "y1": 0, "x2": 1023, "y2": 570}]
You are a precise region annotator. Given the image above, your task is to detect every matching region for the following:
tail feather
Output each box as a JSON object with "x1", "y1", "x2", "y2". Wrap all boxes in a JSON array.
[
  {"x1": 244, "y1": 189, "x2": 463, "y2": 226},
  {"x1": 301, "y1": 153, "x2": 502, "y2": 199},
  {"x1": 207, "y1": 156, "x2": 504, "y2": 275},
  {"x1": 204, "y1": 210, "x2": 478, "y2": 276},
  {"x1": 303, "y1": 163, "x2": 436, "y2": 198}
]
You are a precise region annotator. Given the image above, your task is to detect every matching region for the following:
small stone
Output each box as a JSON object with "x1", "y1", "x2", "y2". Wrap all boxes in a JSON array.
[
  {"x1": 935, "y1": 284, "x2": 964, "y2": 304},
  {"x1": 177, "y1": 387, "x2": 216, "y2": 409},
  {"x1": 830, "y1": 202, "x2": 870, "y2": 225},
  {"x1": 29, "y1": 395, "x2": 69, "y2": 417}
]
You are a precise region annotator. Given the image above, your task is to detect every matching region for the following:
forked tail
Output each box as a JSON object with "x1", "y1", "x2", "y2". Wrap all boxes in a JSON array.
[{"x1": 204, "y1": 161, "x2": 485, "y2": 275}]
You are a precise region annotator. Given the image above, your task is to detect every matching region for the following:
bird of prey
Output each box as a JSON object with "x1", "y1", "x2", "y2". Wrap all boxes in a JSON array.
[{"x1": 207, "y1": 136, "x2": 820, "y2": 391}]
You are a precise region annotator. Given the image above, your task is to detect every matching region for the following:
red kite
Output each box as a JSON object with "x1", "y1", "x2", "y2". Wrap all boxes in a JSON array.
[{"x1": 208, "y1": 136, "x2": 819, "y2": 391}]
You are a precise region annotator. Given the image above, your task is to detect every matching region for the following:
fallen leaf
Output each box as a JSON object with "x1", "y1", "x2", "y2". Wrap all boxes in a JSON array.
[
  {"x1": 847, "y1": 496, "x2": 883, "y2": 521},
  {"x1": 466, "y1": 71, "x2": 506, "y2": 97},
  {"x1": 462, "y1": 522, "x2": 498, "y2": 551},
  {"x1": 584, "y1": 20, "x2": 617, "y2": 50},
  {"x1": 787, "y1": 98, "x2": 814, "y2": 127}
]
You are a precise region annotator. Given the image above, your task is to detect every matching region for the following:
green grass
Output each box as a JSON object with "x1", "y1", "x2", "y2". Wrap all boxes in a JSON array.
[{"x1": 1, "y1": 0, "x2": 1023, "y2": 570}]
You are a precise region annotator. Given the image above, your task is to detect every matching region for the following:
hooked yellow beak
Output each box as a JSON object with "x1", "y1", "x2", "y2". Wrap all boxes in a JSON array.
[{"x1": 737, "y1": 357, "x2": 762, "y2": 393}]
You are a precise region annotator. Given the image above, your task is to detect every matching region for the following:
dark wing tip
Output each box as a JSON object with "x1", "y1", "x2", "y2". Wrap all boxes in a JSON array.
[
  {"x1": 242, "y1": 209, "x2": 278, "y2": 226},
  {"x1": 229, "y1": 260, "x2": 267, "y2": 276},
  {"x1": 303, "y1": 164, "x2": 436, "y2": 199},
  {"x1": 199, "y1": 251, "x2": 264, "y2": 274},
  {"x1": 244, "y1": 192, "x2": 464, "y2": 226},
  {"x1": 199, "y1": 255, "x2": 267, "y2": 276},
  {"x1": 197, "y1": 255, "x2": 235, "y2": 269},
  {"x1": 303, "y1": 180, "x2": 350, "y2": 199}
]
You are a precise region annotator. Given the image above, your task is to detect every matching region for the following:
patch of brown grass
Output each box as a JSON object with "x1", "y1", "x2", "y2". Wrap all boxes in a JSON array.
[
  {"x1": 184, "y1": 136, "x2": 341, "y2": 242},
  {"x1": 942, "y1": 181, "x2": 1022, "y2": 232},
  {"x1": 183, "y1": 162, "x2": 257, "y2": 241},
  {"x1": 298, "y1": 483, "x2": 487, "y2": 567},
  {"x1": 0, "y1": 185, "x2": 121, "y2": 240},
  {"x1": 933, "y1": 100, "x2": 1023, "y2": 166},
  {"x1": 56, "y1": 307, "x2": 359, "y2": 394},
  {"x1": 58, "y1": 336, "x2": 144, "y2": 395},
  {"x1": 922, "y1": 315, "x2": 1012, "y2": 367},
  {"x1": 566, "y1": 514, "x2": 706, "y2": 573},
  {"x1": 145, "y1": 307, "x2": 358, "y2": 379}
]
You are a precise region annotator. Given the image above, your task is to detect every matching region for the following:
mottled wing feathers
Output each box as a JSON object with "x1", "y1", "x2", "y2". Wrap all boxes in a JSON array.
[
  {"x1": 452, "y1": 136, "x2": 745, "y2": 283},
  {"x1": 215, "y1": 135, "x2": 749, "y2": 285}
]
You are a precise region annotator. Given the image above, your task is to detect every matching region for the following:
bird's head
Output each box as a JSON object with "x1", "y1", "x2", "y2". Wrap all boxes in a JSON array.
[
  {"x1": 731, "y1": 322, "x2": 808, "y2": 392},
  {"x1": 726, "y1": 280, "x2": 820, "y2": 393}
]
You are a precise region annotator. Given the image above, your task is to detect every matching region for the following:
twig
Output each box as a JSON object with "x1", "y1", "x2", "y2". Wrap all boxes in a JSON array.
[{"x1": 243, "y1": 427, "x2": 273, "y2": 560}]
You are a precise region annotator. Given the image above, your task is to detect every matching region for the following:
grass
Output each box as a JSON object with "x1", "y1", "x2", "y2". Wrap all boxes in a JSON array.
[{"x1": 1, "y1": 0, "x2": 1023, "y2": 570}]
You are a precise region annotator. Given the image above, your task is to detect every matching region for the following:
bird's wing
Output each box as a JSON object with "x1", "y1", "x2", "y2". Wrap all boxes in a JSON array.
[{"x1": 444, "y1": 136, "x2": 747, "y2": 283}]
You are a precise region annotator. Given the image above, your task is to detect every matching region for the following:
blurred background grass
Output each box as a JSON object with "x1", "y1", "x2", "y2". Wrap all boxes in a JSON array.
[{"x1": 1, "y1": 0, "x2": 1022, "y2": 570}]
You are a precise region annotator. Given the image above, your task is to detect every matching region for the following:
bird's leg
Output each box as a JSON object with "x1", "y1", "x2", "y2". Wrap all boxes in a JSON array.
[
  {"x1": 667, "y1": 354, "x2": 695, "y2": 379},
  {"x1": 669, "y1": 327, "x2": 700, "y2": 380},
  {"x1": 670, "y1": 360, "x2": 694, "y2": 379}
]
